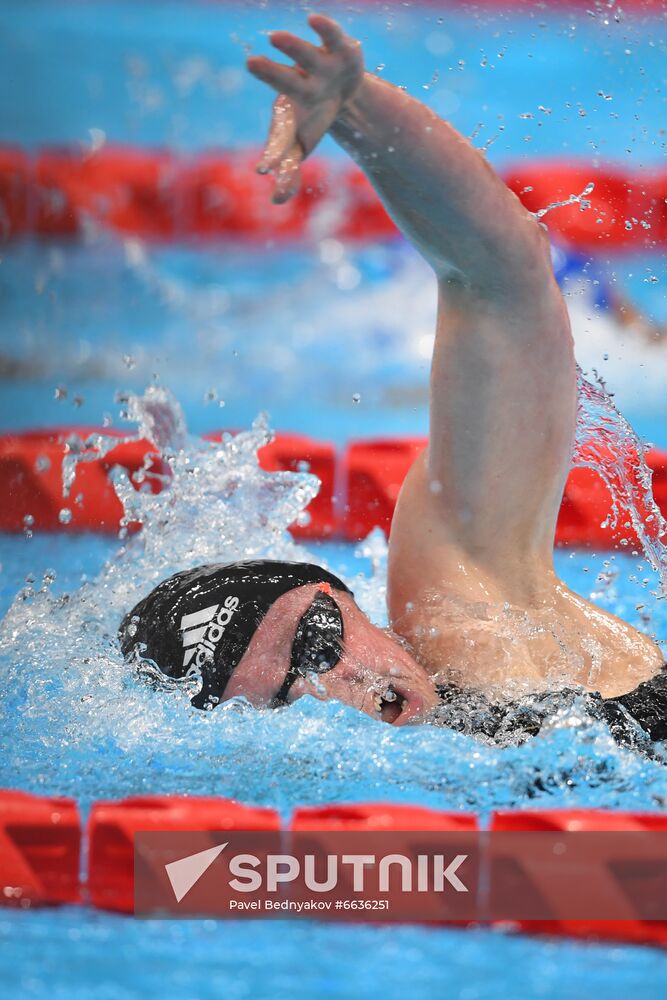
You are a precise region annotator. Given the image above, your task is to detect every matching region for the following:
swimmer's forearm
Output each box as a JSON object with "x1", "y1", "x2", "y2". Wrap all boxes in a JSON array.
[{"x1": 330, "y1": 73, "x2": 545, "y2": 290}]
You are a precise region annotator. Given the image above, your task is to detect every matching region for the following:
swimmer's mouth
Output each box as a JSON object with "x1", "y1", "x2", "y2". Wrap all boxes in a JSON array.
[{"x1": 373, "y1": 685, "x2": 407, "y2": 724}]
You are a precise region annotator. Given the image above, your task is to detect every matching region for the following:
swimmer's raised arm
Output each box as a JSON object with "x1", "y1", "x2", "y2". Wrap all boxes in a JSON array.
[
  {"x1": 246, "y1": 14, "x2": 662, "y2": 698},
  {"x1": 248, "y1": 14, "x2": 575, "y2": 582},
  {"x1": 249, "y1": 14, "x2": 543, "y2": 286}
]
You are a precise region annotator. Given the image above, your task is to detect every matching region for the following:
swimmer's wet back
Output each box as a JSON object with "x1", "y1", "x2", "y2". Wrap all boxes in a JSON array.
[{"x1": 118, "y1": 560, "x2": 351, "y2": 710}]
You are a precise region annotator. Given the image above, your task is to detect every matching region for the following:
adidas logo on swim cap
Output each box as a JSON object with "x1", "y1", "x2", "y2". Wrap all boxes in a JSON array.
[{"x1": 179, "y1": 596, "x2": 240, "y2": 671}]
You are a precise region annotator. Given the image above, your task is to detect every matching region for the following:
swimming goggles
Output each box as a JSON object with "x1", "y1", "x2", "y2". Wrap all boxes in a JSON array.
[{"x1": 270, "y1": 590, "x2": 344, "y2": 707}]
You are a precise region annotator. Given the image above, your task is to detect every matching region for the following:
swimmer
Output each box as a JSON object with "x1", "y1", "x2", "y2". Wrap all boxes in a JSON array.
[
  {"x1": 552, "y1": 242, "x2": 666, "y2": 344},
  {"x1": 120, "y1": 14, "x2": 666, "y2": 743}
]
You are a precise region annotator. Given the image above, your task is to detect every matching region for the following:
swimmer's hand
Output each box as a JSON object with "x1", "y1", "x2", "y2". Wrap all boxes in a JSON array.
[{"x1": 247, "y1": 13, "x2": 364, "y2": 204}]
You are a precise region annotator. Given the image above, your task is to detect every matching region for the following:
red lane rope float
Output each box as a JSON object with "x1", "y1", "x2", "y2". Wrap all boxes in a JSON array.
[
  {"x1": 2, "y1": 428, "x2": 667, "y2": 550},
  {"x1": 0, "y1": 427, "x2": 335, "y2": 540},
  {"x1": 0, "y1": 427, "x2": 167, "y2": 534},
  {"x1": 87, "y1": 795, "x2": 281, "y2": 913},
  {"x1": 1, "y1": 146, "x2": 666, "y2": 249},
  {"x1": 4, "y1": 790, "x2": 667, "y2": 949},
  {"x1": 290, "y1": 802, "x2": 478, "y2": 831},
  {"x1": 342, "y1": 436, "x2": 667, "y2": 550},
  {"x1": 0, "y1": 790, "x2": 81, "y2": 907},
  {"x1": 342, "y1": 437, "x2": 426, "y2": 541},
  {"x1": 291, "y1": 803, "x2": 479, "y2": 926},
  {"x1": 489, "y1": 809, "x2": 667, "y2": 947},
  {"x1": 504, "y1": 161, "x2": 667, "y2": 252}
]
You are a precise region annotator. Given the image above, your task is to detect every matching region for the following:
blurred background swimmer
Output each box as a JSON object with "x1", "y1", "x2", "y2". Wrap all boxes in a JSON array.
[{"x1": 551, "y1": 241, "x2": 666, "y2": 345}]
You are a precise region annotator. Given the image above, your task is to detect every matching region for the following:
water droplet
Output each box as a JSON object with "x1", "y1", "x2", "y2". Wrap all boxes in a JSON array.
[
  {"x1": 534, "y1": 181, "x2": 595, "y2": 220},
  {"x1": 319, "y1": 238, "x2": 344, "y2": 265},
  {"x1": 87, "y1": 127, "x2": 106, "y2": 154},
  {"x1": 58, "y1": 508, "x2": 73, "y2": 525},
  {"x1": 352, "y1": 393, "x2": 361, "y2": 404},
  {"x1": 54, "y1": 386, "x2": 67, "y2": 401}
]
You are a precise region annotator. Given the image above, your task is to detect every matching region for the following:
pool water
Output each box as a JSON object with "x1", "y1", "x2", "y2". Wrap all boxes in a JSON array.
[
  {"x1": 3, "y1": 526, "x2": 667, "y2": 999},
  {"x1": 2, "y1": 911, "x2": 667, "y2": 1000},
  {"x1": 2, "y1": 2, "x2": 667, "y2": 998}
]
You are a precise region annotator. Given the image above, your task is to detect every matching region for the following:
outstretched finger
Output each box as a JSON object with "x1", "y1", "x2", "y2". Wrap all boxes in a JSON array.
[
  {"x1": 269, "y1": 31, "x2": 322, "y2": 74},
  {"x1": 246, "y1": 55, "x2": 307, "y2": 99},
  {"x1": 307, "y1": 12, "x2": 347, "y2": 52},
  {"x1": 256, "y1": 95, "x2": 297, "y2": 174},
  {"x1": 272, "y1": 143, "x2": 303, "y2": 204}
]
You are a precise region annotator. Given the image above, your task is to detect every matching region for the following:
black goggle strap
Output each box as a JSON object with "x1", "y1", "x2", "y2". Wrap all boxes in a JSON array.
[{"x1": 270, "y1": 591, "x2": 344, "y2": 708}]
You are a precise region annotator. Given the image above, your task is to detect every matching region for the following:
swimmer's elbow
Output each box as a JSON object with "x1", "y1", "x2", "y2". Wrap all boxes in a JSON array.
[{"x1": 433, "y1": 210, "x2": 556, "y2": 304}]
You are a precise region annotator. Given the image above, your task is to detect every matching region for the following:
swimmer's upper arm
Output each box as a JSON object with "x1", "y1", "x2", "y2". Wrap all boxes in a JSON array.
[
  {"x1": 327, "y1": 69, "x2": 578, "y2": 603},
  {"x1": 388, "y1": 250, "x2": 577, "y2": 615}
]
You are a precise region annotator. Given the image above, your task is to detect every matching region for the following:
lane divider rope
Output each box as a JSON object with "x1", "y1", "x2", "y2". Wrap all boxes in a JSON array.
[
  {"x1": 2, "y1": 789, "x2": 666, "y2": 948},
  {"x1": 1, "y1": 147, "x2": 666, "y2": 250},
  {"x1": 2, "y1": 426, "x2": 666, "y2": 549}
]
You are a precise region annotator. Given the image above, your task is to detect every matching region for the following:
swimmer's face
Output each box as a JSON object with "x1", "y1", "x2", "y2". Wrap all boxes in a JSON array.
[{"x1": 222, "y1": 584, "x2": 439, "y2": 724}]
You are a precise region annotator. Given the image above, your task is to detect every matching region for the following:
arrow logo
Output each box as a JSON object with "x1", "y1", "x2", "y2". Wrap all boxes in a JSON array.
[{"x1": 165, "y1": 842, "x2": 228, "y2": 903}]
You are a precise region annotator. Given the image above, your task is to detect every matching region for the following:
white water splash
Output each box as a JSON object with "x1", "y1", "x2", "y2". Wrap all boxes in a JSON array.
[
  {"x1": 534, "y1": 181, "x2": 595, "y2": 220},
  {"x1": 0, "y1": 388, "x2": 328, "y2": 767},
  {"x1": 573, "y1": 369, "x2": 667, "y2": 590}
]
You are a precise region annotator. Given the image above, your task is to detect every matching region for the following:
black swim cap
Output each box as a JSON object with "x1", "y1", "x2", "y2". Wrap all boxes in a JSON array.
[{"x1": 118, "y1": 560, "x2": 352, "y2": 710}]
